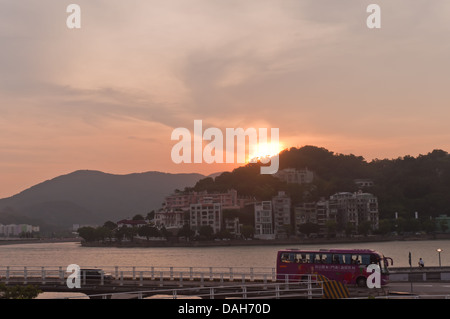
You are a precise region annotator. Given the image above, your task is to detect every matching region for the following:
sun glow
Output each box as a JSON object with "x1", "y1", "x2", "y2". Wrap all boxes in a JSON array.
[{"x1": 248, "y1": 142, "x2": 283, "y2": 163}]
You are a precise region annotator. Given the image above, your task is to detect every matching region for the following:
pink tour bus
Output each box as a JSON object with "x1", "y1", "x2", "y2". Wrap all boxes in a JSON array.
[{"x1": 276, "y1": 248, "x2": 393, "y2": 287}]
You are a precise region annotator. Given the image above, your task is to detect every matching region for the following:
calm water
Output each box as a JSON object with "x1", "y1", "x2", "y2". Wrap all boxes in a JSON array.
[{"x1": 1, "y1": 240, "x2": 450, "y2": 268}]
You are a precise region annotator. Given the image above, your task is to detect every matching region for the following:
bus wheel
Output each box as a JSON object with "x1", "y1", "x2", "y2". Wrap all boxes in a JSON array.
[{"x1": 356, "y1": 277, "x2": 366, "y2": 288}]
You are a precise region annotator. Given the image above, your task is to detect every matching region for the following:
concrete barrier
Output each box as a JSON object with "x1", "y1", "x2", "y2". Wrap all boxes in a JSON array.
[{"x1": 389, "y1": 267, "x2": 450, "y2": 282}]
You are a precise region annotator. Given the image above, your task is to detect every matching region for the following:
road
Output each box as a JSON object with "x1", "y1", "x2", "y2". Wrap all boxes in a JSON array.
[{"x1": 387, "y1": 282, "x2": 450, "y2": 297}]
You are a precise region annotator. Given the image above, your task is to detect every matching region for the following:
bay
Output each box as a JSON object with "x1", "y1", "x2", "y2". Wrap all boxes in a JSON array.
[{"x1": 1, "y1": 239, "x2": 450, "y2": 269}]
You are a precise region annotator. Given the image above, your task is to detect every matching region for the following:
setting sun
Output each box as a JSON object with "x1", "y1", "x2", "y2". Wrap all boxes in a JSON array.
[{"x1": 248, "y1": 142, "x2": 283, "y2": 163}]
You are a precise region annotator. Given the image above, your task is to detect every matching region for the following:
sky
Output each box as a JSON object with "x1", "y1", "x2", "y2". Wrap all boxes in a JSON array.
[{"x1": 1, "y1": 0, "x2": 450, "y2": 198}]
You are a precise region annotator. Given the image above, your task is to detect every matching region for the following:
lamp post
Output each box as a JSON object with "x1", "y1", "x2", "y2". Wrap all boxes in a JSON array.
[{"x1": 437, "y1": 248, "x2": 443, "y2": 267}]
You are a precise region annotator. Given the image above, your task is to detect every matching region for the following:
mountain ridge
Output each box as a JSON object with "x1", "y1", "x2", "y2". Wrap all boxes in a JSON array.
[{"x1": 0, "y1": 170, "x2": 207, "y2": 233}]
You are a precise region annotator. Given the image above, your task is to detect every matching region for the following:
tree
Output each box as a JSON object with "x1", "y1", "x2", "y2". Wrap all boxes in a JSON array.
[
  {"x1": 0, "y1": 284, "x2": 41, "y2": 299},
  {"x1": 439, "y1": 220, "x2": 448, "y2": 233},
  {"x1": 132, "y1": 214, "x2": 145, "y2": 221},
  {"x1": 95, "y1": 226, "x2": 112, "y2": 242},
  {"x1": 357, "y1": 221, "x2": 372, "y2": 236},
  {"x1": 103, "y1": 221, "x2": 117, "y2": 230},
  {"x1": 138, "y1": 225, "x2": 160, "y2": 240},
  {"x1": 298, "y1": 222, "x2": 320, "y2": 237},
  {"x1": 344, "y1": 222, "x2": 356, "y2": 237},
  {"x1": 177, "y1": 224, "x2": 194, "y2": 239},
  {"x1": 146, "y1": 210, "x2": 155, "y2": 221},
  {"x1": 198, "y1": 225, "x2": 214, "y2": 240},
  {"x1": 241, "y1": 225, "x2": 254, "y2": 239},
  {"x1": 325, "y1": 220, "x2": 337, "y2": 238},
  {"x1": 77, "y1": 227, "x2": 97, "y2": 242}
]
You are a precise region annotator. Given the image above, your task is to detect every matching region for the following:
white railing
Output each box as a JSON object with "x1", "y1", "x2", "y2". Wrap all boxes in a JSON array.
[
  {"x1": 61, "y1": 278, "x2": 323, "y2": 300},
  {"x1": 0, "y1": 265, "x2": 281, "y2": 286}
]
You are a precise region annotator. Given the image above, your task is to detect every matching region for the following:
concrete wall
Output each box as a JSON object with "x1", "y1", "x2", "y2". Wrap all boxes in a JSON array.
[{"x1": 389, "y1": 268, "x2": 450, "y2": 282}]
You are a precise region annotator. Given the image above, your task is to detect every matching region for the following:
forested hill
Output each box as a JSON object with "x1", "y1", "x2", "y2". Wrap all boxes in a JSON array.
[{"x1": 190, "y1": 146, "x2": 450, "y2": 220}]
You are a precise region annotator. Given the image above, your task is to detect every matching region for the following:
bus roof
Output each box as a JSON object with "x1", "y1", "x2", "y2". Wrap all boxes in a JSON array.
[{"x1": 279, "y1": 248, "x2": 382, "y2": 255}]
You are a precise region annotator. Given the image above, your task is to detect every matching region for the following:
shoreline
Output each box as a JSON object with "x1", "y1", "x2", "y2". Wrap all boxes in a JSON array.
[
  {"x1": 80, "y1": 233, "x2": 450, "y2": 248},
  {"x1": 2, "y1": 233, "x2": 450, "y2": 248},
  {"x1": 0, "y1": 238, "x2": 80, "y2": 246}
]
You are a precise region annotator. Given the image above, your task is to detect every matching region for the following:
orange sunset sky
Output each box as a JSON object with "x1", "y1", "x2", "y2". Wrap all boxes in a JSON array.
[{"x1": 1, "y1": 0, "x2": 450, "y2": 198}]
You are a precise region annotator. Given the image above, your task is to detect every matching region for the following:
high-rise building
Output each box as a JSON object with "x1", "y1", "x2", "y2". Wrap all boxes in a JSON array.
[
  {"x1": 272, "y1": 191, "x2": 291, "y2": 237},
  {"x1": 189, "y1": 198, "x2": 222, "y2": 234},
  {"x1": 254, "y1": 201, "x2": 275, "y2": 239}
]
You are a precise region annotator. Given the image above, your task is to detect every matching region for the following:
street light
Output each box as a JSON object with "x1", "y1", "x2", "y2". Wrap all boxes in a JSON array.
[{"x1": 437, "y1": 248, "x2": 443, "y2": 267}]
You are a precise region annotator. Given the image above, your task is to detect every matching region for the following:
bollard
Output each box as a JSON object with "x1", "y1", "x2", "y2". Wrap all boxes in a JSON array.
[
  {"x1": 24, "y1": 267, "x2": 27, "y2": 285},
  {"x1": 139, "y1": 271, "x2": 143, "y2": 287},
  {"x1": 6, "y1": 266, "x2": 9, "y2": 284},
  {"x1": 151, "y1": 267, "x2": 155, "y2": 281},
  {"x1": 101, "y1": 270, "x2": 104, "y2": 286},
  {"x1": 170, "y1": 267, "x2": 174, "y2": 280},
  {"x1": 59, "y1": 267, "x2": 64, "y2": 285},
  {"x1": 307, "y1": 275, "x2": 312, "y2": 299},
  {"x1": 115, "y1": 266, "x2": 119, "y2": 280},
  {"x1": 242, "y1": 286, "x2": 247, "y2": 299},
  {"x1": 179, "y1": 272, "x2": 183, "y2": 287},
  {"x1": 120, "y1": 271, "x2": 124, "y2": 286},
  {"x1": 83, "y1": 269, "x2": 86, "y2": 286},
  {"x1": 189, "y1": 267, "x2": 193, "y2": 281},
  {"x1": 250, "y1": 268, "x2": 254, "y2": 281},
  {"x1": 209, "y1": 267, "x2": 213, "y2": 281},
  {"x1": 285, "y1": 274, "x2": 290, "y2": 290},
  {"x1": 132, "y1": 267, "x2": 136, "y2": 280},
  {"x1": 159, "y1": 271, "x2": 164, "y2": 287},
  {"x1": 42, "y1": 267, "x2": 46, "y2": 285}
]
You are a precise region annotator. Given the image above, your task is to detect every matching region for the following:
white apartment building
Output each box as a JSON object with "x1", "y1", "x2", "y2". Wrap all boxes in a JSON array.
[
  {"x1": 0, "y1": 224, "x2": 40, "y2": 237},
  {"x1": 254, "y1": 201, "x2": 275, "y2": 240},
  {"x1": 189, "y1": 199, "x2": 222, "y2": 234},
  {"x1": 272, "y1": 191, "x2": 291, "y2": 237}
]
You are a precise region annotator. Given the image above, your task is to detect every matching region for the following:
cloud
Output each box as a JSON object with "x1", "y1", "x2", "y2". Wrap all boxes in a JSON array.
[{"x1": 1, "y1": 0, "x2": 450, "y2": 196}]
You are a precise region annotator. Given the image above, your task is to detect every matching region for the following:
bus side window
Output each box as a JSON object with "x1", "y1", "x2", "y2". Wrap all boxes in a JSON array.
[
  {"x1": 316, "y1": 254, "x2": 331, "y2": 264},
  {"x1": 281, "y1": 253, "x2": 291, "y2": 263},
  {"x1": 362, "y1": 255, "x2": 371, "y2": 265},
  {"x1": 344, "y1": 254, "x2": 352, "y2": 265},
  {"x1": 332, "y1": 254, "x2": 341, "y2": 264},
  {"x1": 295, "y1": 253, "x2": 310, "y2": 263},
  {"x1": 351, "y1": 255, "x2": 361, "y2": 264},
  {"x1": 315, "y1": 254, "x2": 326, "y2": 264}
]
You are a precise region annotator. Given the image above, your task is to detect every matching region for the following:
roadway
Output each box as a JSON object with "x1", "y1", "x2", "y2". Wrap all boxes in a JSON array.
[{"x1": 387, "y1": 281, "x2": 450, "y2": 297}]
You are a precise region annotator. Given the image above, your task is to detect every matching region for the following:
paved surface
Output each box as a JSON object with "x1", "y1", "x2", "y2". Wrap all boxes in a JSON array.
[{"x1": 387, "y1": 281, "x2": 450, "y2": 296}]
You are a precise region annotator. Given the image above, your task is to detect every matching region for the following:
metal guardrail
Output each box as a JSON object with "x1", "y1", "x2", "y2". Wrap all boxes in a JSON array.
[
  {"x1": 61, "y1": 279, "x2": 324, "y2": 300},
  {"x1": 0, "y1": 265, "x2": 278, "y2": 286},
  {"x1": 0, "y1": 266, "x2": 324, "y2": 299}
]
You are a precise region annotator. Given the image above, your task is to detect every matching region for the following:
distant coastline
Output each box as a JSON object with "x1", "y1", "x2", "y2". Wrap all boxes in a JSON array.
[
  {"x1": 0, "y1": 238, "x2": 80, "y2": 246},
  {"x1": 80, "y1": 233, "x2": 450, "y2": 248}
]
